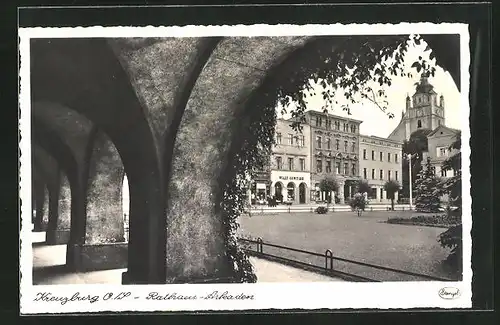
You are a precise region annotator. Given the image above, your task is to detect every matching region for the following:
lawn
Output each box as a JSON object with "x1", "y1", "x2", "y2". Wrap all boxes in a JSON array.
[{"x1": 237, "y1": 211, "x2": 460, "y2": 281}]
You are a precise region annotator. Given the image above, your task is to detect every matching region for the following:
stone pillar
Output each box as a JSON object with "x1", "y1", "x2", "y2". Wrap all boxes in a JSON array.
[
  {"x1": 70, "y1": 130, "x2": 127, "y2": 272},
  {"x1": 339, "y1": 181, "x2": 345, "y2": 204},
  {"x1": 375, "y1": 185, "x2": 380, "y2": 202},
  {"x1": 395, "y1": 191, "x2": 399, "y2": 203},
  {"x1": 46, "y1": 172, "x2": 71, "y2": 245},
  {"x1": 42, "y1": 188, "x2": 49, "y2": 230},
  {"x1": 33, "y1": 182, "x2": 46, "y2": 232},
  {"x1": 247, "y1": 188, "x2": 252, "y2": 204}
]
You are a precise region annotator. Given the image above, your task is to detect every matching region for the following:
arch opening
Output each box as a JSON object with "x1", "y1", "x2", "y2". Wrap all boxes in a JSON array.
[
  {"x1": 274, "y1": 182, "x2": 283, "y2": 202},
  {"x1": 286, "y1": 182, "x2": 296, "y2": 202},
  {"x1": 299, "y1": 182, "x2": 307, "y2": 204}
]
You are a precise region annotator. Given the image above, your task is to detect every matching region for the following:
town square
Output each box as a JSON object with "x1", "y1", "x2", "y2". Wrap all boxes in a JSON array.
[{"x1": 22, "y1": 27, "x2": 464, "y2": 289}]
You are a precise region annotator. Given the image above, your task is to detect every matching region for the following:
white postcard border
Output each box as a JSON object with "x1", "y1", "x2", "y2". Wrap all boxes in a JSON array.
[{"x1": 19, "y1": 22, "x2": 472, "y2": 314}]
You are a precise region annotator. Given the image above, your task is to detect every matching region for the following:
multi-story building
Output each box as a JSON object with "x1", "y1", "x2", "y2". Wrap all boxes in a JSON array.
[
  {"x1": 359, "y1": 135, "x2": 403, "y2": 203},
  {"x1": 305, "y1": 111, "x2": 362, "y2": 204},
  {"x1": 268, "y1": 119, "x2": 312, "y2": 204}
]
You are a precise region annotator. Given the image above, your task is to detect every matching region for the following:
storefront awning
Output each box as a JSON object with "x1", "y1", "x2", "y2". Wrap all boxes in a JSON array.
[{"x1": 256, "y1": 183, "x2": 267, "y2": 190}]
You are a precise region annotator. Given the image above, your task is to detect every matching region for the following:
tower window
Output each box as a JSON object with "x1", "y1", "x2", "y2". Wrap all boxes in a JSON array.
[
  {"x1": 417, "y1": 120, "x2": 422, "y2": 128},
  {"x1": 438, "y1": 120, "x2": 441, "y2": 126}
]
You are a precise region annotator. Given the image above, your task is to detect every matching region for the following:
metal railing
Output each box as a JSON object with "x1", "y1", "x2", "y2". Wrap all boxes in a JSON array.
[
  {"x1": 245, "y1": 204, "x2": 412, "y2": 214},
  {"x1": 238, "y1": 237, "x2": 454, "y2": 282}
]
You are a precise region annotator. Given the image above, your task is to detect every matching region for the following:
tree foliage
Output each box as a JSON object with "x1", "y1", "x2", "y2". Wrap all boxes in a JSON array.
[
  {"x1": 401, "y1": 129, "x2": 431, "y2": 198},
  {"x1": 319, "y1": 176, "x2": 339, "y2": 205},
  {"x1": 356, "y1": 180, "x2": 371, "y2": 194},
  {"x1": 319, "y1": 176, "x2": 340, "y2": 193},
  {"x1": 414, "y1": 157, "x2": 443, "y2": 213},
  {"x1": 384, "y1": 179, "x2": 401, "y2": 199},
  {"x1": 438, "y1": 132, "x2": 462, "y2": 274},
  {"x1": 273, "y1": 34, "x2": 437, "y2": 132},
  {"x1": 384, "y1": 179, "x2": 401, "y2": 211},
  {"x1": 349, "y1": 193, "x2": 368, "y2": 216}
]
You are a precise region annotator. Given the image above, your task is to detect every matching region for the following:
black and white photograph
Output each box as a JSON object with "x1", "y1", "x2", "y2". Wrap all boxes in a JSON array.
[{"x1": 19, "y1": 23, "x2": 471, "y2": 313}]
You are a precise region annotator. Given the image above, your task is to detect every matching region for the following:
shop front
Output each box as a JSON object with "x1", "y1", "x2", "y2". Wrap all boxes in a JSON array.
[
  {"x1": 248, "y1": 170, "x2": 271, "y2": 205},
  {"x1": 270, "y1": 171, "x2": 311, "y2": 205}
]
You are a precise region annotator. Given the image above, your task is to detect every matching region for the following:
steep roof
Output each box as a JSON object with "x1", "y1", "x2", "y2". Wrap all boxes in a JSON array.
[{"x1": 427, "y1": 124, "x2": 460, "y2": 137}]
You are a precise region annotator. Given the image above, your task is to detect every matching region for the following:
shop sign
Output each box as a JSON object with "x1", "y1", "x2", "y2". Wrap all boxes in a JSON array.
[{"x1": 278, "y1": 175, "x2": 304, "y2": 181}]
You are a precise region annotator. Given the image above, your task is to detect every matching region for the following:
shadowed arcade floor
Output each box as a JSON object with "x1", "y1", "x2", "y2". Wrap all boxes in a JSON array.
[{"x1": 30, "y1": 232, "x2": 343, "y2": 284}]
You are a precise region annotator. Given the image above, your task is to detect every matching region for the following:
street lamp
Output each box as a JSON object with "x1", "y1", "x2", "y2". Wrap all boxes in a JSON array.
[{"x1": 404, "y1": 153, "x2": 419, "y2": 210}]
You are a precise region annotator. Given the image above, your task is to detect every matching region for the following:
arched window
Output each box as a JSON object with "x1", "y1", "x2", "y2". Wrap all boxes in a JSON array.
[{"x1": 417, "y1": 120, "x2": 422, "y2": 128}]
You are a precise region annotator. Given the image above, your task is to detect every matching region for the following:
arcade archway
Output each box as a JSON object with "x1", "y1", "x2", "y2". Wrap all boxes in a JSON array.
[
  {"x1": 287, "y1": 182, "x2": 296, "y2": 202},
  {"x1": 274, "y1": 182, "x2": 284, "y2": 202},
  {"x1": 299, "y1": 183, "x2": 307, "y2": 204}
]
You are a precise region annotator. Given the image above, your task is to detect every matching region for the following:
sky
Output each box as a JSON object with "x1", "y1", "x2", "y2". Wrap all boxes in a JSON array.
[{"x1": 276, "y1": 38, "x2": 462, "y2": 138}]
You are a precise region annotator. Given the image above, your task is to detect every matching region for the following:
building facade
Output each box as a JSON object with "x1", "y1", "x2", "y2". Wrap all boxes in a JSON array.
[
  {"x1": 269, "y1": 119, "x2": 312, "y2": 204},
  {"x1": 358, "y1": 135, "x2": 403, "y2": 203},
  {"x1": 423, "y1": 124, "x2": 460, "y2": 178},
  {"x1": 305, "y1": 111, "x2": 362, "y2": 204}
]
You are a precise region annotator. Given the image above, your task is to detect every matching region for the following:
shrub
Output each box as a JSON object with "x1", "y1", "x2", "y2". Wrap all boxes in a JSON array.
[
  {"x1": 438, "y1": 224, "x2": 463, "y2": 274},
  {"x1": 315, "y1": 206, "x2": 328, "y2": 214},
  {"x1": 387, "y1": 214, "x2": 460, "y2": 226},
  {"x1": 356, "y1": 180, "x2": 371, "y2": 195},
  {"x1": 349, "y1": 193, "x2": 367, "y2": 216}
]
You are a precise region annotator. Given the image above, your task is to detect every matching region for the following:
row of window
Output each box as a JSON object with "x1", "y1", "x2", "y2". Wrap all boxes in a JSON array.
[
  {"x1": 275, "y1": 156, "x2": 306, "y2": 171},
  {"x1": 436, "y1": 146, "x2": 452, "y2": 157},
  {"x1": 314, "y1": 116, "x2": 357, "y2": 133},
  {"x1": 416, "y1": 119, "x2": 442, "y2": 129},
  {"x1": 414, "y1": 94, "x2": 438, "y2": 106},
  {"x1": 316, "y1": 136, "x2": 356, "y2": 152},
  {"x1": 316, "y1": 160, "x2": 356, "y2": 176},
  {"x1": 362, "y1": 168, "x2": 399, "y2": 181},
  {"x1": 431, "y1": 166, "x2": 458, "y2": 177},
  {"x1": 362, "y1": 149, "x2": 399, "y2": 163},
  {"x1": 275, "y1": 133, "x2": 306, "y2": 147}
]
